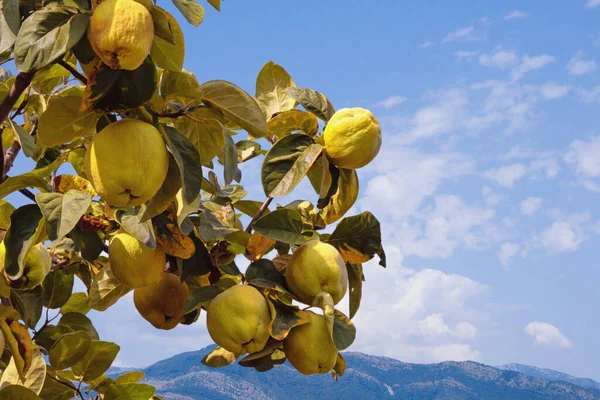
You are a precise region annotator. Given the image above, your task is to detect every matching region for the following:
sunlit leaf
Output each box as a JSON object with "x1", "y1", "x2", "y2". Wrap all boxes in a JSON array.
[{"x1": 255, "y1": 61, "x2": 296, "y2": 120}]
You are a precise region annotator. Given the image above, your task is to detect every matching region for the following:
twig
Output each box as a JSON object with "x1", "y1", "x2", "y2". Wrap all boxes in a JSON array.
[
  {"x1": 245, "y1": 197, "x2": 273, "y2": 234},
  {"x1": 47, "y1": 373, "x2": 85, "y2": 400},
  {"x1": 151, "y1": 103, "x2": 204, "y2": 119},
  {"x1": 0, "y1": 57, "x2": 13, "y2": 67},
  {"x1": 58, "y1": 59, "x2": 88, "y2": 85}
]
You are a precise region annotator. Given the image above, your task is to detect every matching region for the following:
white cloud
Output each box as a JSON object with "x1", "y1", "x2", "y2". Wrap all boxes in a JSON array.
[
  {"x1": 512, "y1": 54, "x2": 556, "y2": 80},
  {"x1": 374, "y1": 95, "x2": 407, "y2": 110},
  {"x1": 454, "y1": 322, "x2": 478, "y2": 340},
  {"x1": 539, "y1": 81, "x2": 570, "y2": 99},
  {"x1": 414, "y1": 314, "x2": 478, "y2": 340},
  {"x1": 484, "y1": 164, "x2": 527, "y2": 187},
  {"x1": 586, "y1": 0, "x2": 600, "y2": 8},
  {"x1": 565, "y1": 135, "x2": 600, "y2": 191},
  {"x1": 456, "y1": 50, "x2": 479, "y2": 60},
  {"x1": 505, "y1": 10, "x2": 528, "y2": 20},
  {"x1": 497, "y1": 242, "x2": 521, "y2": 266},
  {"x1": 567, "y1": 51, "x2": 598, "y2": 76},
  {"x1": 525, "y1": 322, "x2": 572, "y2": 348},
  {"x1": 520, "y1": 197, "x2": 543, "y2": 216},
  {"x1": 442, "y1": 26, "x2": 475, "y2": 43},
  {"x1": 418, "y1": 41, "x2": 434, "y2": 48},
  {"x1": 479, "y1": 49, "x2": 519, "y2": 70},
  {"x1": 577, "y1": 85, "x2": 600, "y2": 102},
  {"x1": 535, "y1": 212, "x2": 592, "y2": 253}
]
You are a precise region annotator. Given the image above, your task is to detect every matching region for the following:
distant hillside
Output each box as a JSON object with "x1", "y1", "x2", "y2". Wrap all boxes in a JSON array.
[
  {"x1": 499, "y1": 363, "x2": 600, "y2": 391},
  {"x1": 120, "y1": 346, "x2": 600, "y2": 400}
]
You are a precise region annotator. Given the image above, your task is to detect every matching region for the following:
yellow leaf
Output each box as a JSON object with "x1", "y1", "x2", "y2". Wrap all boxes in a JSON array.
[
  {"x1": 150, "y1": 8, "x2": 185, "y2": 72},
  {"x1": 245, "y1": 232, "x2": 276, "y2": 261},
  {"x1": 0, "y1": 200, "x2": 15, "y2": 230},
  {"x1": 37, "y1": 96, "x2": 99, "y2": 147},
  {"x1": 54, "y1": 174, "x2": 96, "y2": 195},
  {"x1": 174, "y1": 108, "x2": 225, "y2": 165},
  {"x1": 267, "y1": 110, "x2": 319, "y2": 140},
  {"x1": 319, "y1": 168, "x2": 359, "y2": 225},
  {"x1": 154, "y1": 207, "x2": 196, "y2": 259},
  {"x1": 256, "y1": 61, "x2": 297, "y2": 120}
]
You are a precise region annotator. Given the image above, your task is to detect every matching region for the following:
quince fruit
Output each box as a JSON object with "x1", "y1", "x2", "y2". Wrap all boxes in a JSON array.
[
  {"x1": 323, "y1": 107, "x2": 382, "y2": 169},
  {"x1": 84, "y1": 118, "x2": 169, "y2": 207},
  {"x1": 134, "y1": 272, "x2": 190, "y2": 330},
  {"x1": 206, "y1": 285, "x2": 271, "y2": 355},
  {"x1": 0, "y1": 242, "x2": 51, "y2": 290},
  {"x1": 285, "y1": 240, "x2": 348, "y2": 306},
  {"x1": 108, "y1": 231, "x2": 165, "y2": 288},
  {"x1": 88, "y1": 0, "x2": 154, "y2": 70},
  {"x1": 283, "y1": 311, "x2": 338, "y2": 375}
]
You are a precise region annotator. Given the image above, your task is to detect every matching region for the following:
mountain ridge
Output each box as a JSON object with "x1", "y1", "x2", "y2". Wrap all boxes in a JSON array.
[{"x1": 113, "y1": 346, "x2": 600, "y2": 400}]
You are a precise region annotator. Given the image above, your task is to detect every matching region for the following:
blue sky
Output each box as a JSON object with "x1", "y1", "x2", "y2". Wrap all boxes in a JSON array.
[{"x1": 7, "y1": 0, "x2": 600, "y2": 381}]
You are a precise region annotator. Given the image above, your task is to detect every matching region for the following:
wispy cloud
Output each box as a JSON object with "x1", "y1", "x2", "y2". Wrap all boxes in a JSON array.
[
  {"x1": 586, "y1": 0, "x2": 600, "y2": 8},
  {"x1": 525, "y1": 322, "x2": 572, "y2": 348},
  {"x1": 497, "y1": 242, "x2": 521, "y2": 266},
  {"x1": 484, "y1": 164, "x2": 528, "y2": 188},
  {"x1": 418, "y1": 41, "x2": 434, "y2": 49},
  {"x1": 373, "y1": 95, "x2": 407, "y2": 110},
  {"x1": 442, "y1": 26, "x2": 476, "y2": 43},
  {"x1": 512, "y1": 54, "x2": 555, "y2": 80},
  {"x1": 505, "y1": 10, "x2": 528, "y2": 20},
  {"x1": 456, "y1": 50, "x2": 479, "y2": 60},
  {"x1": 567, "y1": 51, "x2": 598, "y2": 76},
  {"x1": 479, "y1": 49, "x2": 519, "y2": 70},
  {"x1": 520, "y1": 197, "x2": 543, "y2": 216}
]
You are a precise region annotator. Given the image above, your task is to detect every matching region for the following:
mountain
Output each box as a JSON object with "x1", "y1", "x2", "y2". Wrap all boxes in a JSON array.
[
  {"x1": 498, "y1": 363, "x2": 600, "y2": 391},
  {"x1": 121, "y1": 346, "x2": 600, "y2": 400}
]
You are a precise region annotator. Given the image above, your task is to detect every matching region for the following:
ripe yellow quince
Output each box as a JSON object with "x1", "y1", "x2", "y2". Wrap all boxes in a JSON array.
[
  {"x1": 134, "y1": 272, "x2": 190, "y2": 330},
  {"x1": 88, "y1": 0, "x2": 154, "y2": 70},
  {"x1": 285, "y1": 240, "x2": 348, "y2": 306},
  {"x1": 108, "y1": 231, "x2": 165, "y2": 288},
  {"x1": 84, "y1": 118, "x2": 169, "y2": 208},
  {"x1": 323, "y1": 107, "x2": 382, "y2": 169},
  {"x1": 206, "y1": 285, "x2": 271, "y2": 355},
  {"x1": 283, "y1": 311, "x2": 338, "y2": 375},
  {"x1": 0, "y1": 242, "x2": 51, "y2": 290}
]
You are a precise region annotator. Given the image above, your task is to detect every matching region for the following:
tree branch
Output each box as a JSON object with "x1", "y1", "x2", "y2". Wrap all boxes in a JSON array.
[
  {"x1": 58, "y1": 59, "x2": 87, "y2": 85},
  {"x1": 245, "y1": 197, "x2": 273, "y2": 234},
  {"x1": 47, "y1": 373, "x2": 85, "y2": 400}
]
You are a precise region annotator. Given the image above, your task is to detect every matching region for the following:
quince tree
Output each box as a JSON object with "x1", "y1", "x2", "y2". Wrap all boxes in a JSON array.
[{"x1": 0, "y1": 0, "x2": 386, "y2": 397}]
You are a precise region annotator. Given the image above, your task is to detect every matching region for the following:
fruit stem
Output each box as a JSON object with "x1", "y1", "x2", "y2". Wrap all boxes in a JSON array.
[
  {"x1": 245, "y1": 196, "x2": 273, "y2": 234},
  {"x1": 312, "y1": 291, "x2": 335, "y2": 338}
]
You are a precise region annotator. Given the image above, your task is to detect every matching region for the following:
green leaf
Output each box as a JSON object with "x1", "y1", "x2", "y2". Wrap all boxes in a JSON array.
[
  {"x1": 150, "y1": 10, "x2": 184, "y2": 71},
  {"x1": 222, "y1": 130, "x2": 239, "y2": 185},
  {"x1": 71, "y1": 340, "x2": 120, "y2": 381},
  {"x1": 104, "y1": 383, "x2": 155, "y2": 400},
  {"x1": 42, "y1": 269, "x2": 74, "y2": 309},
  {"x1": 0, "y1": 344, "x2": 46, "y2": 394},
  {"x1": 88, "y1": 266, "x2": 131, "y2": 311},
  {"x1": 0, "y1": 173, "x2": 51, "y2": 200},
  {"x1": 181, "y1": 234, "x2": 212, "y2": 280},
  {"x1": 318, "y1": 168, "x2": 359, "y2": 225},
  {"x1": 115, "y1": 206, "x2": 156, "y2": 248},
  {"x1": 238, "y1": 348, "x2": 286, "y2": 373},
  {"x1": 49, "y1": 331, "x2": 91, "y2": 370},
  {"x1": 346, "y1": 263, "x2": 362, "y2": 320},
  {"x1": 174, "y1": 108, "x2": 224, "y2": 165},
  {"x1": 81, "y1": 57, "x2": 157, "y2": 111},
  {"x1": 233, "y1": 200, "x2": 269, "y2": 218},
  {"x1": 61, "y1": 292, "x2": 91, "y2": 315},
  {"x1": 261, "y1": 134, "x2": 323, "y2": 198},
  {"x1": 57, "y1": 312, "x2": 99, "y2": 340},
  {"x1": 39, "y1": 375, "x2": 76, "y2": 400},
  {"x1": 3, "y1": 204, "x2": 45, "y2": 280},
  {"x1": 236, "y1": 140, "x2": 264, "y2": 163},
  {"x1": 162, "y1": 125, "x2": 203, "y2": 206},
  {"x1": 0, "y1": 385, "x2": 42, "y2": 399},
  {"x1": 332, "y1": 310, "x2": 356, "y2": 351},
  {"x1": 197, "y1": 201, "x2": 237, "y2": 242},
  {"x1": 252, "y1": 208, "x2": 307, "y2": 245},
  {"x1": 201, "y1": 347, "x2": 236, "y2": 368},
  {"x1": 10, "y1": 286, "x2": 43, "y2": 329},
  {"x1": 8, "y1": 119, "x2": 36, "y2": 158},
  {"x1": 200, "y1": 80, "x2": 267, "y2": 138},
  {"x1": 14, "y1": 6, "x2": 89, "y2": 72},
  {"x1": 255, "y1": 61, "x2": 297, "y2": 120},
  {"x1": 267, "y1": 110, "x2": 319, "y2": 140},
  {"x1": 160, "y1": 68, "x2": 201, "y2": 102},
  {"x1": 150, "y1": 6, "x2": 175, "y2": 44},
  {"x1": 68, "y1": 227, "x2": 104, "y2": 261},
  {"x1": 171, "y1": 0, "x2": 204, "y2": 26},
  {"x1": 141, "y1": 153, "x2": 182, "y2": 222},
  {"x1": 182, "y1": 285, "x2": 222, "y2": 314},
  {"x1": 31, "y1": 64, "x2": 70, "y2": 95},
  {"x1": 33, "y1": 325, "x2": 70, "y2": 353},
  {"x1": 245, "y1": 259, "x2": 286, "y2": 288},
  {"x1": 286, "y1": 87, "x2": 335, "y2": 122},
  {"x1": 38, "y1": 96, "x2": 99, "y2": 146},
  {"x1": 0, "y1": 199, "x2": 15, "y2": 230},
  {"x1": 114, "y1": 371, "x2": 144, "y2": 384},
  {"x1": 0, "y1": 0, "x2": 20, "y2": 53},
  {"x1": 267, "y1": 301, "x2": 310, "y2": 341},
  {"x1": 36, "y1": 190, "x2": 91, "y2": 242},
  {"x1": 326, "y1": 212, "x2": 386, "y2": 267}
]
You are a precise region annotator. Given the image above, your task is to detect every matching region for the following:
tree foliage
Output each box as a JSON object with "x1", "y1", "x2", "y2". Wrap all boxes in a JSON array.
[{"x1": 0, "y1": 0, "x2": 385, "y2": 397}]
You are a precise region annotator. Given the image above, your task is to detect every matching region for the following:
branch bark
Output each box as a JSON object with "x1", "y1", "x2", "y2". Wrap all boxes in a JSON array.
[
  {"x1": 58, "y1": 59, "x2": 87, "y2": 85},
  {"x1": 245, "y1": 197, "x2": 273, "y2": 234}
]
